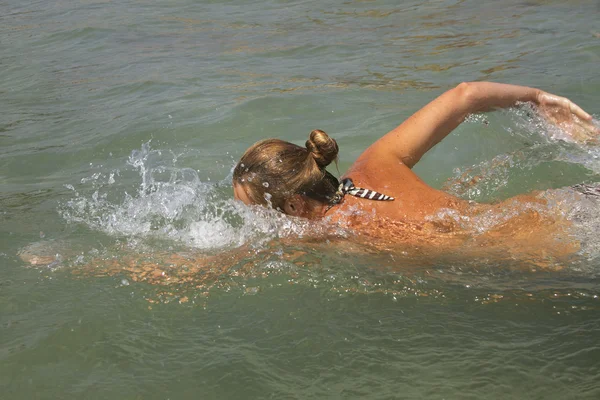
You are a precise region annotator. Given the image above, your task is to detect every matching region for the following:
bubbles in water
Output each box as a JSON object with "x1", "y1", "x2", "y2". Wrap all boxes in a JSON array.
[{"x1": 263, "y1": 192, "x2": 273, "y2": 208}]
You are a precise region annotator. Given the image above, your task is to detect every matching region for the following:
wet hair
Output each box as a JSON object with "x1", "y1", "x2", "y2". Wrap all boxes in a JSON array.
[{"x1": 233, "y1": 129, "x2": 340, "y2": 211}]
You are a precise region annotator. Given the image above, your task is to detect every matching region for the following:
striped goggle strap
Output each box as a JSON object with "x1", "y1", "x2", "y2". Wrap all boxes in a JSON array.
[{"x1": 328, "y1": 178, "x2": 394, "y2": 210}]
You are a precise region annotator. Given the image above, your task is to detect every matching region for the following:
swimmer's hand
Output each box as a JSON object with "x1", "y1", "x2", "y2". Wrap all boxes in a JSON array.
[{"x1": 536, "y1": 91, "x2": 599, "y2": 144}]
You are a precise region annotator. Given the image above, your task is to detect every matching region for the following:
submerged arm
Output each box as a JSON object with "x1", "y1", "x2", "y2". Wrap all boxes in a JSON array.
[{"x1": 359, "y1": 82, "x2": 593, "y2": 169}]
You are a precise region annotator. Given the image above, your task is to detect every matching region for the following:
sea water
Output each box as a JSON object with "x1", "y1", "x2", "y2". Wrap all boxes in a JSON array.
[{"x1": 2, "y1": 0, "x2": 600, "y2": 398}]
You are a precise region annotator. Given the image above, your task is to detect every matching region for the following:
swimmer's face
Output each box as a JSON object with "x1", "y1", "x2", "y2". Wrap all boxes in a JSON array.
[{"x1": 233, "y1": 183, "x2": 253, "y2": 205}]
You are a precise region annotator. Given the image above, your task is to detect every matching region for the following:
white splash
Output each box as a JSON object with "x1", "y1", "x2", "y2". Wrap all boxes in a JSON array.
[{"x1": 61, "y1": 142, "x2": 316, "y2": 250}]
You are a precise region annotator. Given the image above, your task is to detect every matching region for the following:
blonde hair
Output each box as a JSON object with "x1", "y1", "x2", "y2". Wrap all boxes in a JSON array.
[{"x1": 233, "y1": 129, "x2": 339, "y2": 211}]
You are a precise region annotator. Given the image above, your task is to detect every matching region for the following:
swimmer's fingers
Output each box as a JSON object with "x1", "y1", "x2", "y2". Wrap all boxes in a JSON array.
[
  {"x1": 536, "y1": 91, "x2": 599, "y2": 144},
  {"x1": 537, "y1": 92, "x2": 592, "y2": 121},
  {"x1": 569, "y1": 101, "x2": 593, "y2": 122}
]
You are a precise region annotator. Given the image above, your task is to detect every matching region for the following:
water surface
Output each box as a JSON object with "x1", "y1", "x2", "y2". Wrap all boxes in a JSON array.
[{"x1": 2, "y1": 0, "x2": 600, "y2": 398}]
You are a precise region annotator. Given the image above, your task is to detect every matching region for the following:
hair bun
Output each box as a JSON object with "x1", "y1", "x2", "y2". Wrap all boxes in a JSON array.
[{"x1": 305, "y1": 129, "x2": 339, "y2": 168}]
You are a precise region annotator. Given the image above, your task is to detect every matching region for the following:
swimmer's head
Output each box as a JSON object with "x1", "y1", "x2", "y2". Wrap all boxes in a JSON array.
[{"x1": 233, "y1": 129, "x2": 339, "y2": 218}]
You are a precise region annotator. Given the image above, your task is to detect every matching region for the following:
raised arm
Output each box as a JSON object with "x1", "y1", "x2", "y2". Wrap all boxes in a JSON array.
[{"x1": 359, "y1": 82, "x2": 593, "y2": 169}]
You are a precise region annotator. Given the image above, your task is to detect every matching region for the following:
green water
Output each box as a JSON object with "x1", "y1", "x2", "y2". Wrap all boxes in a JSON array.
[{"x1": 2, "y1": 0, "x2": 600, "y2": 398}]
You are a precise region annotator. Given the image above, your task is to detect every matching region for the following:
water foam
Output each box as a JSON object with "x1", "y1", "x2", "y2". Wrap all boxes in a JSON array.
[{"x1": 61, "y1": 142, "x2": 317, "y2": 250}]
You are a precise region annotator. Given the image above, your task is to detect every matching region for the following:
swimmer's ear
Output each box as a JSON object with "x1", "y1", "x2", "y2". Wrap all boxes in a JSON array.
[{"x1": 283, "y1": 195, "x2": 307, "y2": 217}]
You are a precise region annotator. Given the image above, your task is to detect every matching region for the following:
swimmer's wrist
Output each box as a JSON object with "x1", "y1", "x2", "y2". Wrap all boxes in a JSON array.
[{"x1": 532, "y1": 88, "x2": 545, "y2": 105}]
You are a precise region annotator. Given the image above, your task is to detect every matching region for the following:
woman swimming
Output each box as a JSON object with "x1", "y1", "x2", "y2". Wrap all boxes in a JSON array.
[
  {"x1": 233, "y1": 82, "x2": 599, "y2": 260},
  {"x1": 19, "y1": 82, "x2": 599, "y2": 278}
]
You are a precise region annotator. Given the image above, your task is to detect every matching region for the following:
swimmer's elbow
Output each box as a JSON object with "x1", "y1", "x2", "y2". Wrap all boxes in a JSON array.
[
  {"x1": 454, "y1": 82, "x2": 478, "y2": 109},
  {"x1": 455, "y1": 81, "x2": 472, "y2": 93},
  {"x1": 453, "y1": 81, "x2": 492, "y2": 115}
]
